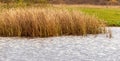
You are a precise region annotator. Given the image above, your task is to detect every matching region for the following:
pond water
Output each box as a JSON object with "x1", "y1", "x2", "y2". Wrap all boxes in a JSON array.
[{"x1": 0, "y1": 27, "x2": 120, "y2": 61}]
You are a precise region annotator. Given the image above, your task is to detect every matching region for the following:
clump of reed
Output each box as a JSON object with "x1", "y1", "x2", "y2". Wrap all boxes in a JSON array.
[{"x1": 0, "y1": 8, "x2": 106, "y2": 37}]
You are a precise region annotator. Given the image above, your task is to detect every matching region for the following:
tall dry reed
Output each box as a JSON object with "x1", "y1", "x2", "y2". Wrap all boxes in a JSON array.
[{"x1": 0, "y1": 8, "x2": 106, "y2": 37}]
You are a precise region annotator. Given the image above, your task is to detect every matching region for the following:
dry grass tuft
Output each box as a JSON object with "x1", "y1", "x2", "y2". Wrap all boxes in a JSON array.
[{"x1": 0, "y1": 8, "x2": 106, "y2": 37}]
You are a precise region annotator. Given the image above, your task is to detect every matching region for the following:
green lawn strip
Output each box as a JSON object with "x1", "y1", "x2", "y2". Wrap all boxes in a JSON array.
[
  {"x1": 67, "y1": 7, "x2": 120, "y2": 26},
  {"x1": 79, "y1": 8, "x2": 120, "y2": 26}
]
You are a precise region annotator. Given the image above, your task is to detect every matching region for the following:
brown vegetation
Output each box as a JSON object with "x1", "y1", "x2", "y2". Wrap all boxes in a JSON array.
[
  {"x1": 49, "y1": 0, "x2": 120, "y2": 5},
  {"x1": 0, "y1": 8, "x2": 106, "y2": 37},
  {"x1": 0, "y1": 0, "x2": 120, "y2": 5}
]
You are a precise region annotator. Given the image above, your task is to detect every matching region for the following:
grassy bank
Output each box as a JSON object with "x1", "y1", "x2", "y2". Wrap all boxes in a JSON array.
[
  {"x1": 80, "y1": 8, "x2": 120, "y2": 26},
  {"x1": 0, "y1": 8, "x2": 105, "y2": 37},
  {"x1": 63, "y1": 5, "x2": 120, "y2": 26},
  {"x1": 59, "y1": 5, "x2": 120, "y2": 26}
]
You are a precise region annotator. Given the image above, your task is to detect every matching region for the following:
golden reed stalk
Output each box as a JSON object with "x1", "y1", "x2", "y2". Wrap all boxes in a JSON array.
[{"x1": 0, "y1": 8, "x2": 106, "y2": 37}]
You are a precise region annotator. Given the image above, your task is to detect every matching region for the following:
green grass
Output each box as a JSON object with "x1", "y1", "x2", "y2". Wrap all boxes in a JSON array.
[
  {"x1": 66, "y1": 6, "x2": 120, "y2": 26},
  {"x1": 78, "y1": 7, "x2": 120, "y2": 26}
]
